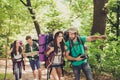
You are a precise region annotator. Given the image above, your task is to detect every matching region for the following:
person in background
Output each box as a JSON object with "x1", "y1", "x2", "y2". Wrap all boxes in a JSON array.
[
  {"x1": 25, "y1": 35, "x2": 41, "y2": 80},
  {"x1": 65, "y1": 28, "x2": 106, "y2": 80},
  {"x1": 10, "y1": 40, "x2": 25, "y2": 80}
]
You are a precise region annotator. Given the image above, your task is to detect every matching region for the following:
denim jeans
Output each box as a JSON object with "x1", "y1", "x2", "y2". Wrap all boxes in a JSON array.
[
  {"x1": 29, "y1": 59, "x2": 40, "y2": 71},
  {"x1": 72, "y1": 62, "x2": 93, "y2": 80},
  {"x1": 13, "y1": 62, "x2": 22, "y2": 80}
]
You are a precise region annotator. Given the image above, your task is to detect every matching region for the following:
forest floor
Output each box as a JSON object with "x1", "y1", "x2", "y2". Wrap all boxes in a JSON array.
[{"x1": 0, "y1": 58, "x2": 113, "y2": 80}]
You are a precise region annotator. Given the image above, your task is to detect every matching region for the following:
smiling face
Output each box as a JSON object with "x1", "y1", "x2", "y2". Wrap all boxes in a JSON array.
[
  {"x1": 54, "y1": 31, "x2": 64, "y2": 44},
  {"x1": 68, "y1": 28, "x2": 78, "y2": 41},
  {"x1": 69, "y1": 31, "x2": 76, "y2": 40},
  {"x1": 57, "y1": 33, "x2": 63, "y2": 43}
]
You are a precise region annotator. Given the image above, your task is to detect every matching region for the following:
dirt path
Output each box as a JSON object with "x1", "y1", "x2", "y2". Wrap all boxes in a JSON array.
[
  {"x1": 0, "y1": 59, "x2": 76, "y2": 80},
  {"x1": 0, "y1": 59, "x2": 113, "y2": 80},
  {"x1": 0, "y1": 59, "x2": 51, "y2": 80}
]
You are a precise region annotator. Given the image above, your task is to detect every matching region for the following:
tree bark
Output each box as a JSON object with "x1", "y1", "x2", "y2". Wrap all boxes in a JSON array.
[
  {"x1": 20, "y1": 0, "x2": 41, "y2": 37},
  {"x1": 91, "y1": 0, "x2": 108, "y2": 35}
]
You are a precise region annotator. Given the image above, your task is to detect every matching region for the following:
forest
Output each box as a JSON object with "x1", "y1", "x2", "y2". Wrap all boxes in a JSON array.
[{"x1": 0, "y1": 0, "x2": 120, "y2": 80}]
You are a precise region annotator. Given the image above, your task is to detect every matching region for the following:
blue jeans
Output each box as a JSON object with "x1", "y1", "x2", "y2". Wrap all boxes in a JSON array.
[
  {"x1": 29, "y1": 59, "x2": 40, "y2": 71},
  {"x1": 72, "y1": 62, "x2": 93, "y2": 80},
  {"x1": 13, "y1": 62, "x2": 22, "y2": 80}
]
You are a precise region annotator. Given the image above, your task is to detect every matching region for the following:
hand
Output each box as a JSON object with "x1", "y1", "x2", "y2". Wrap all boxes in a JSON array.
[
  {"x1": 100, "y1": 35, "x2": 107, "y2": 39},
  {"x1": 75, "y1": 56, "x2": 83, "y2": 61},
  {"x1": 49, "y1": 47, "x2": 54, "y2": 52},
  {"x1": 45, "y1": 47, "x2": 54, "y2": 56}
]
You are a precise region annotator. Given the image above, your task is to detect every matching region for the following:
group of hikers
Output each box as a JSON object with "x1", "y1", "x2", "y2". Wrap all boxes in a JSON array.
[{"x1": 9, "y1": 27, "x2": 106, "y2": 80}]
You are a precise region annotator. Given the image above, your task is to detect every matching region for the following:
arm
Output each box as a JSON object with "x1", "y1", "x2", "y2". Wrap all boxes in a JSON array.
[
  {"x1": 21, "y1": 47, "x2": 26, "y2": 58},
  {"x1": 45, "y1": 46, "x2": 54, "y2": 56},
  {"x1": 86, "y1": 35, "x2": 106, "y2": 42},
  {"x1": 65, "y1": 48, "x2": 83, "y2": 61}
]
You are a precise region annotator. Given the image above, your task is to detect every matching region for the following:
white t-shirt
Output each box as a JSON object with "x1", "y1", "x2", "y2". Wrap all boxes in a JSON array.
[
  {"x1": 14, "y1": 52, "x2": 22, "y2": 61},
  {"x1": 53, "y1": 48, "x2": 62, "y2": 65}
]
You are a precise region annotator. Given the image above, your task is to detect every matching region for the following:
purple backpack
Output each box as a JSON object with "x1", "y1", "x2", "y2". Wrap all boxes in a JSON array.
[
  {"x1": 39, "y1": 34, "x2": 47, "y2": 61},
  {"x1": 39, "y1": 33, "x2": 53, "y2": 62}
]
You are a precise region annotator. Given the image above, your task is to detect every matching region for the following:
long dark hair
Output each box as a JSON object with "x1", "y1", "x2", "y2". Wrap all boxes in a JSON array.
[
  {"x1": 53, "y1": 31, "x2": 65, "y2": 54},
  {"x1": 11, "y1": 40, "x2": 22, "y2": 55}
]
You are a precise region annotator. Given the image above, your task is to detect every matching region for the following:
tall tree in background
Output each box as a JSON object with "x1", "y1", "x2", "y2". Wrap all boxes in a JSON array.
[
  {"x1": 91, "y1": 0, "x2": 108, "y2": 35},
  {"x1": 20, "y1": 0, "x2": 41, "y2": 37}
]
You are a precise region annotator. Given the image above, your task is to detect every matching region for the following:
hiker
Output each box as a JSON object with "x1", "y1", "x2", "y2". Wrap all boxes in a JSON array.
[
  {"x1": 25, "y1": 35, "x2": 41, "y2": 80},
  {"x1": 65, "y1": 28, "x2": 106, "y2": 80},
  {"x1": 45, "y1": 31, "x2": 66, "y2": 80},
  {"x1": 10, "y1": 40, "x2": 25, "y2": 80}
]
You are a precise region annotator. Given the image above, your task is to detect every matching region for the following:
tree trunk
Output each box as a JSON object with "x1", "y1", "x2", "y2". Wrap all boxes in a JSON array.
[
  {"x1": 20, "y1": 0, "x2": 41, "y2": 37},
  {"x1": 91, "y1": 0, "x2": 108, "y2": 35},
  {"x1": 116, "y1": 0, "x2": 120, "y2": 37}
]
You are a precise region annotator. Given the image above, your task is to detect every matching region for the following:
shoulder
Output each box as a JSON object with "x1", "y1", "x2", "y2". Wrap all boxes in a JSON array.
[
  {"x1": 65, "y1": 40, "x2": 70, "y2": 47},
  {"x1": 33, "y1": 41, "x2": 37, "y2": 44},
  {"x1": 33, "y1": 41, "x2": 38, "y2": 46},
  {"x1": 25, "y1": 43, "x2": 29, "y2": 46},
  {"x1": 79, "y1": 36, "x2": 86, "y2": 42},
  {"x1": 25, "y1": 44, "x2": 30, "y2": 50}
]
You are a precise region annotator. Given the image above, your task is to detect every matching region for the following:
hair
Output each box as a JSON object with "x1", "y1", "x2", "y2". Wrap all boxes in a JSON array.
[
  {"x1": 11, "y1": 40, "x2": 22, "y2": 55},
  {"x1": 26, "y1": 35, "x2": 32, "y2": 40},
  {"x1": 53, "y1": 31, "x2": 65, "y2": 54}
]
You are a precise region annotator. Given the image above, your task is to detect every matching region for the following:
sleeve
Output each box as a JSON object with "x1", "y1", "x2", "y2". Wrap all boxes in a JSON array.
[{"x1": 80, "y1": 36, "x2": 86, "y2": 44}]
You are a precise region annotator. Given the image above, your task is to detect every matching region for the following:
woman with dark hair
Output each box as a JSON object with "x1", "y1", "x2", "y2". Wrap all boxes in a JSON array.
[
  {"x1": 10, "y1": 40, "x2": 24, "y2": 80},
  {"x1": 46, "y1": 31, "x2": 66, "y2": 80}
]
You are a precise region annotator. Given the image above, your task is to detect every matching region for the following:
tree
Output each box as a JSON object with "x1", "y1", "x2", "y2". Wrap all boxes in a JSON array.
[
  {"x1": 20, "y1": 0, "x2": 41, "y2": 37},
  {"x1": 107, "y1": 0, "x2": 120, "y2": 37},
  {"x1": 91, "y1": 0, "x2": 108, "y2": 35}
]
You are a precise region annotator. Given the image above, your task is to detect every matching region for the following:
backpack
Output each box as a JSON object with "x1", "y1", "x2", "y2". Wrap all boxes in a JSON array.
[{"x1": 38, "y1": 33, "x2": 53, "y2": 62}]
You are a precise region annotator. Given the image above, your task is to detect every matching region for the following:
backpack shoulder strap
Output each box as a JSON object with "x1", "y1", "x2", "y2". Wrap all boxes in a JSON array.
[{"x1": 77, "y1": 36, "x2": 85, "y2": 50}]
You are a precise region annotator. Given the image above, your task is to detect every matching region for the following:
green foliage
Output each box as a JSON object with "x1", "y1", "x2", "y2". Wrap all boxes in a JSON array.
[
  {"x1": 108, "y1": 0, "x2": 118, "y2": 12},
  {"x1": 0, "y1": 0, "x2": 120, "y2": 79},
  {"x1": 87, "y1": 33, "x2": 120, "y2": 79},
  {"x1": 66, "y1": 0, "x2": 93, "y2": 35},
  {"x1": 37, "y1": 1, "x2": 71, "y2": 33},
  {"x1": 107, "y1": 0, "x2": 120, "y2": 37}
]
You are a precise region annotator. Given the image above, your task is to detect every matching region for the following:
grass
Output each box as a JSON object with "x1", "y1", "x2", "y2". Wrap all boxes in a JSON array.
[{"x1": 0, "y1": 73, "x2": 14, "y2": 80}]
